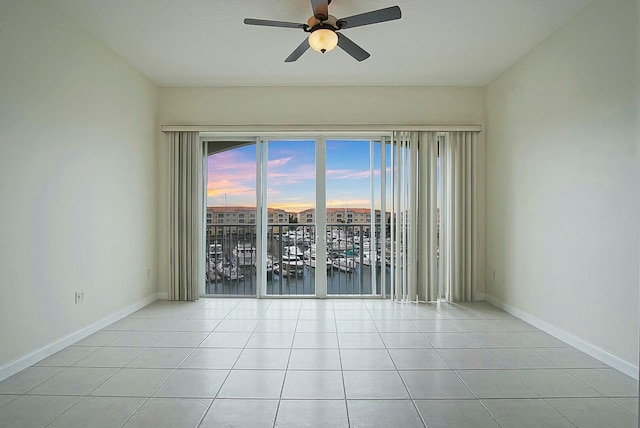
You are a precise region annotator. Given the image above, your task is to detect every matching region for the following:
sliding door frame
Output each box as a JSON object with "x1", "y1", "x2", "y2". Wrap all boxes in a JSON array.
[
  {"x1": 255, "y1": 137, "x2": 328, "y2": 298},
  {"x1": 254, "y1": 133, "x2": 391, "y2": 299},
  {"x1": 256, "y1": 138, "x2": 268, "y2": 298},
  {"x1": 315, "y1": 136, "x2": 328, "y2": 298}
]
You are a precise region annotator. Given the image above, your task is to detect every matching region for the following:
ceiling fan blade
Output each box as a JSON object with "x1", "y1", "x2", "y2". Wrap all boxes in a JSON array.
[
  {"x1": 310, "y1": 0, "x2": 329, "y2": 21},
  {"x1": 337, "y1": 6, "x2": 401, "y2": 29},
  {"x1": 285, "y1": 39, "x2": 310, "y2": 62},
  {"x1": 244, "y1": 18, "x2": 306, "y2": 29},
  {"x1": 337, "y1": 33, "x2": 370, "y2": 62}
]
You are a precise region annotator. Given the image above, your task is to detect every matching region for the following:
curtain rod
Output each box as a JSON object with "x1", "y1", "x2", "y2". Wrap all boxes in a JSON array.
[{"x1": 161, "y1": 124, "x2": 482, "y2": 134}]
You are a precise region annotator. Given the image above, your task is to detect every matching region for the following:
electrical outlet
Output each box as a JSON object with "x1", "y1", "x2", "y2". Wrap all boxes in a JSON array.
[{"x1": 75, "y1": 290, "x2": 85, "y2": 304}]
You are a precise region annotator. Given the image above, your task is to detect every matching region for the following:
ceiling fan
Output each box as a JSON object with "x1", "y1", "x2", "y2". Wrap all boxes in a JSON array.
[{"x1": 243, "y1": 0, "x2": 401, "y2": 62}]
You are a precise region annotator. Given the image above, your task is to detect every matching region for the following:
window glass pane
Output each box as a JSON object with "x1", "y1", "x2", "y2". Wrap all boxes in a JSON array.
[
  {"x1": 205, "y1": 143, "x2": 257, "y2": 296},
  {"x1": 266, "y1": 140, "x2": 316, "y2": 296},
  {"x1": 326, "y1": 139, "x2": 384, "y2": 295}
]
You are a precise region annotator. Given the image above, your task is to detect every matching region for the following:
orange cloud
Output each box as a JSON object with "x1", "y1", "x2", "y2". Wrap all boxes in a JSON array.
[
  {"x1": 207, "y1": 150, "x2": 256, "y2": 202},
  {"x1": 268, "y1": 202, "x2": 315, "y2": 212},
  {"x1": 326, "y1": 199, "x2": 372, "y2": 208}
]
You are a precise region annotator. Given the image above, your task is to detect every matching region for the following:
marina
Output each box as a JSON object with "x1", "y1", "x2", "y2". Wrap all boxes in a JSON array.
[
  {"x1": 205, "y1": 261, "x2": 392, "y2": 296},
  {"x1": 205, "y1": 223, "x2": 394, "y2": 296}
]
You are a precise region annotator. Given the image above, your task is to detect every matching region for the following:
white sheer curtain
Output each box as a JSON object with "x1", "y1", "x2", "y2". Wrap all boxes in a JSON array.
[
  {"x1": 441, "y1": 131, "x2": 476, "y2": 302},
  {"x1": 389, "y1": 131, "x2": 439, "y2": 302},
  {"x1": 168, "y1": 131, "x2": 205, "y2": 301}
]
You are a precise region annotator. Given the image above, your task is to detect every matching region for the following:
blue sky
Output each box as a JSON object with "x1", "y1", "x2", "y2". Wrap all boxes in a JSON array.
[{"x1": 207, "y1": 140, "x2": 385, "y2": 212}]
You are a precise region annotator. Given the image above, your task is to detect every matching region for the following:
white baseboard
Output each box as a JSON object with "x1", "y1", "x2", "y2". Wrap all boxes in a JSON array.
[
  {"x1": 157, "y1": 292, "x2": 169, "y2": 300},
  {"x1": 0, "y1": 293, "x2": 159, "y2": 382},
  {"x1": 485, "y1": 295, "x2": 639, "y2": 380}
]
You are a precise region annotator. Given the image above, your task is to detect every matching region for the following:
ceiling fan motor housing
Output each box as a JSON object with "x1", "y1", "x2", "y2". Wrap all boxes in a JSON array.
[{"x1": 307, "y1": 15, "x2": 338, "y2": 31}]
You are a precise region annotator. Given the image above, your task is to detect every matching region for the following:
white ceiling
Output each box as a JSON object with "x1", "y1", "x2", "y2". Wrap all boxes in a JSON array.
[{"x1": 51, "y1": 0, "x2": 592, "y2": 87}]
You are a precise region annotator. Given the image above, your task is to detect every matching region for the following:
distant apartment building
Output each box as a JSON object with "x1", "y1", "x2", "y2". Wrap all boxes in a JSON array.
[
  {"x1": 206, "y1": 206, "x2": 391, "y2": 239},
  {"x1": 297, "y1": 208, "x2": 389, "y2": 225},
  {"x1": 208, "y1": 207, "x2": 393, "y2": 225},
  {"x1": 206, "y1": 206, "x2": 291, "y2": 226},
  {"x1": 206, "y1": 206, "x2": 291, "y2": 241}
]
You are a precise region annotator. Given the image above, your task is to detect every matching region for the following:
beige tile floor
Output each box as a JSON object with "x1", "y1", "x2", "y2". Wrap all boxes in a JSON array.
[{"x1": 0, "y1": 299, "x2": 637, "y2": 427}]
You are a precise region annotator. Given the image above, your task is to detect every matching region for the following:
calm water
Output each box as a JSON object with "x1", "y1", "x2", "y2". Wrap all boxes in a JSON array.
[{"x1": 205, "y1": 264, "x2": 392, "y2": 296}]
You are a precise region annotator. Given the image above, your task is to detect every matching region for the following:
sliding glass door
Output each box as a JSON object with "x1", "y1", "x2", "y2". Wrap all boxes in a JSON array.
[
  {"x1": 205, "y1": 142, "x2": 257, "y2": 296},
  {"x1": 205, "y1": 135, "x2": 392, "y2": 298},
  {"x1": 325, "y1": 139, "x2": 391, "y2": 296},
  {"x1": 264, "y1": 140, "x2": 317, "y2": 296}
]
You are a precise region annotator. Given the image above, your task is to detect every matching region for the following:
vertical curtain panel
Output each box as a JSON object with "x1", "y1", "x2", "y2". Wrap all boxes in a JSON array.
[
  {"x1": 390, "y1": 131, "x2": 439, "y2": 302},
  {"x1": 417, "y1": 132, "x2": 439, "y2": 301},
  {"x1": 441, "y1": 131, "x2": 476, "y2": 302},
  {"x1": 168, "y1": 131, "x2": 205, "y2": 301},
  {"x1": 390, "y1": 132, "x2": 414, "y2": 302}
]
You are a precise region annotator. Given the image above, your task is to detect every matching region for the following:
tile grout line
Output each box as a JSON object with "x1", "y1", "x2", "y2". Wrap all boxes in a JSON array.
[
  {"x1": 334, "y1": 300, "x2": 351, "y2": 428},
  {"x1": 366, "y1": 300, "x2": 427, "y2": 428},
  {"x1": 271, "y1": 301, "x2": 302, "y2": 428},
  {"x1": 195, "y1": 297, "x2": 261, "y2": 427},
  {"x1": 180, "y1": 301, "x2": 244, "y2": 427},
  {"x1": 413, "y1": 304, "x2": 506, "y2": 428}
]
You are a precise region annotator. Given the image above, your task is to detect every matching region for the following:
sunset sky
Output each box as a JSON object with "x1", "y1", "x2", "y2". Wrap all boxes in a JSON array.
[{"x1": 207, "y1": 140, "x2": 385, "y2": 212}]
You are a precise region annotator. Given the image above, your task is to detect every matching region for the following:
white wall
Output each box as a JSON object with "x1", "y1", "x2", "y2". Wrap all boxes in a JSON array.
[
  {"x1": 158, "y1": 86, "x2": 486, "y2": 299},
  {"x1": 0, "y1": 0, "x2": 159, "y2": 371},
  {"x1": 159, "y1": 86, "x2": 485, "y2": 127},
  {"x1": 486, "y1": 0, "x2": 639, "y2": 370}
]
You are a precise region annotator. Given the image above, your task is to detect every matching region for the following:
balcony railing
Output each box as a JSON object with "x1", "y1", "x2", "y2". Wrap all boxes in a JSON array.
[{"x1": 205, "y1": 223, "x2": 391, "y2": 296}]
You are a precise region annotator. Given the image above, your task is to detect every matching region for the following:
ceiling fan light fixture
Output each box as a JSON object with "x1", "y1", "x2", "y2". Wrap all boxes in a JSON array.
[{"x1": 308, "y1": 28, "x2": 338, "y2": 53}]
